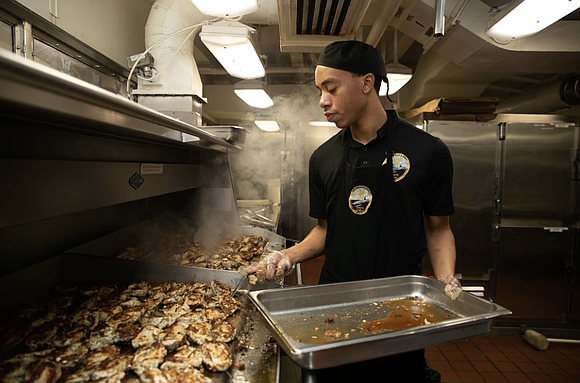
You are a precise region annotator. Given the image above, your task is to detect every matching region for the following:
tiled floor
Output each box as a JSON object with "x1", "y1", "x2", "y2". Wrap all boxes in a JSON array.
[{"x1": 425, "y1": 333, "x2": 580, "y2": 383}]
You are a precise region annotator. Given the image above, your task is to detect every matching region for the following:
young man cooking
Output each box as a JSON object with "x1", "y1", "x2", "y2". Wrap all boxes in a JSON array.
[{"x1": 247, "y1": 40, "x2": 460, "y2": 382}]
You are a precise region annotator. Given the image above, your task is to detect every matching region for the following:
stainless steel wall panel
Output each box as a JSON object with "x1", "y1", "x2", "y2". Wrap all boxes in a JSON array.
[
  {"x1": 0, "y1": 159, "x2": 203, "y2": 228},
  {"x1": 426, "y1": 121, "x2": 497, "y2": 275}
]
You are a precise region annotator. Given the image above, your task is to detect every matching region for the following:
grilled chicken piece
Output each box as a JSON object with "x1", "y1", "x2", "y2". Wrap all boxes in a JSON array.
[
  {"x1": 140, "y1": 310, "x2": 174, "y2": 329},
  {"x1": 135, "y1": 369, "x2": 169, "y2": 383},
  {"x1": 97, "y1": 285, "x2": 119, "y2": 297},
  {"x1": 2, "y1": 351, "x2": 58, "y2": 382},
  {"x1": 160, "y1": 302, "x2": 189, "y2": 319},
  {"x1": 203, "y1": 308, "x2": 228, "y2": 322},
  {"x1": 119, "y1": 371, "x2": 140, "y2": 383},
  {"x1": 24, "y1": 322, "x2": 58, "y2": 351},
  {"x1": 201, "y1": 296, "x2": 219, "y2": 309},
  {"x1": 91, "y1": 371, "x2": 125, "y2": 383},
  {"x1": 176, "y1": 310, "x2": 206, "y2": 327},
  {"x1": 115, "y1": 322, "x2": 140, "y2": 343},
  {"x1": 110, "y1": 306, "x2": 145, "y2": 327},
  {"x1": 201, "y1": 341, "x2": 232, "y2": 372},
  {"x1": 24, "y1": 359, "x2": 62, "y2": 383},
  {"x1": 159, "y1": 323, "x2": 186, "y2": 351},
  {"x1": 53, "y1": 326, "x2": 87, "y2": 348},
  {"x1": 211, "y1": 321, "x2": 235, "y2": 343},
  {"x1": 62, "y1": 369, "x2": 92, "y2": 383},
  {"x1": 125, "y1": 282, "x2": 149, "y2": 298},
  {"x1": 160, "y1": 295, "x2": 182, "y2": 305},
  {"x1": 164, "y1": 368, "x2": 208, "y2": 383},
  {"x1": 216, "y1": 294, "x2": 242, "y2": 316},
  {"x1": 74, "y1": 308, "x2": 100, "y2": 330},
  {"x1": 79, "y1": 286, "x2": 101, "y2": 298},
  {"x1": 190, "y1": 282, "x2": 211, "y2": 296},
  {"x1": 209, "y1": 280, "x2": 231, "y2": 296},
  {"x1": 1, "y1": 360, "x2": 31, "y2": 383},
  {"x1": 0, "y1": 322, "x2": 31, "y2": 352},
  {"x1": 186, "y1": 322, "x2": 213, "y2": 345},
  {"x1": 131, "y1": 343, "x2": 167, "y2": 375},
  {"x1": 165, "y1": 283, "x2": 188, "y2": 297},
  {"x1": 119, "y1": 298, "x2": 143, "y2": 308},
  {"x1": 91, "y1": 354, "x2": 132, "y2": 380},
  {"x1": 184, "y1": 293, "x2": 204, "y2": 309},
  {"x1": 160, "y1": 345, "x2": 203, "y2": 371},
  {"x1": 131, "y1": 325, "x2": 161, "y2": 349},
  {"x1": 82, "y1": 345, "x2": 120, "y2": 370},
  {"x1": 52, "y1": 342, "x2": 89, "y2": 368},
  {"x1": 88, "y1": 325, "x2": 119, "y2": 350}
]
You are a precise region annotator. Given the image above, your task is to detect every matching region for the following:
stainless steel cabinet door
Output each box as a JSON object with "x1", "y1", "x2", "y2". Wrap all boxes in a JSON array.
[
  {"x1": 502, "y1": 124, "x2": 575, "y2": 223},
  {"x1": 495, "y1": 227, "x2": 571, "y2": 321}
]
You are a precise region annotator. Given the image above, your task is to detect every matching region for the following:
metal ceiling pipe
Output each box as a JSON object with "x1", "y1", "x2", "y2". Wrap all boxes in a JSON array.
[
  {"x1": 495, "y1": 75, "x2": 580, "y2": 114},
  {"x1": 434, "y1": 0, "x2": 445, "y2": 37}
]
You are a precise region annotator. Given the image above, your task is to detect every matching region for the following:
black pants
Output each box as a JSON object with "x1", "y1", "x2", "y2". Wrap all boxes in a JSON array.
[{"x1": 313, "y1": 349, "x2": 426, "y2": 383}]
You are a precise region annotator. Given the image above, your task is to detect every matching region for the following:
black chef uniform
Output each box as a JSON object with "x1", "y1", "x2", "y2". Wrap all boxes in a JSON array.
[{"x1": 308, "y1": 110, "x2": 455, "y2": 382}]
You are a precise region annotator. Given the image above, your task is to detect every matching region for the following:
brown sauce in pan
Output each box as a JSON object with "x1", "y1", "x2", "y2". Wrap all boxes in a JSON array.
[
  {"x1": 279, "y1": 297, "x2": 460, "y2": 344},
  {"x1": 360, "y1": 297, "x2": 457, "y2": 333}
]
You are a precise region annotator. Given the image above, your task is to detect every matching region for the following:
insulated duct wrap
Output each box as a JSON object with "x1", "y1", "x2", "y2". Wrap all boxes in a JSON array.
[
  {"x1": 135, "y1": 0, "x2": 206, "y2": 96},
  {"x1": 496, "y1": 75, "x2": 580, "y2": 114}
]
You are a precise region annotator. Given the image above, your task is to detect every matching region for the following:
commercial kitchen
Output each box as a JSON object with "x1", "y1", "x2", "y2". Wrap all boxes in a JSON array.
[{"x1": 1, "y1": 0, "x2": 579, "y2": 382}]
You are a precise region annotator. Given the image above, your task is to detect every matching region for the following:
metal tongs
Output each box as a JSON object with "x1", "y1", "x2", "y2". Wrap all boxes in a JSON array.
[{"x1": 231, "y1": 272, "x2": 256, "y2": 296}]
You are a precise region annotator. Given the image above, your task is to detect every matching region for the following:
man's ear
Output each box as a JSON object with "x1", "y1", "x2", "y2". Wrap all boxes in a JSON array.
[{"x1": 362, "y1": 73, "x2": 375, "y2": 94}]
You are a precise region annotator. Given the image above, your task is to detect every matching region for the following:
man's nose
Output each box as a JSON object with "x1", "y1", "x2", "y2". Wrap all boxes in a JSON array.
[{"x1": 319, "y1": 93, "x2": 329, "y2": 109}]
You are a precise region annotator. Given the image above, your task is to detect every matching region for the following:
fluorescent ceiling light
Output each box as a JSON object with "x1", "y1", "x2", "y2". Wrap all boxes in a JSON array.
[
  {"x1": 486, "y1": 0, "x2": 580, "y2": 41},
  {"x1": 234, "y1": 81, "x2": 273, "y2": 108},
  {"x1": 191, "y1": 0, "x2": 259, "y2": 18},
  {"x1": 255, "y1": 120, "x2": 280, "y2": 132},
  {"x1": 200, "y1": 21, "x2": 265, "y2": 80},
  {"x1": 380, "y1": 63, "x2": 413, "y2": 96},
  {"x1": 309, "y1": 121, "x2": 336, "y2": 127}
]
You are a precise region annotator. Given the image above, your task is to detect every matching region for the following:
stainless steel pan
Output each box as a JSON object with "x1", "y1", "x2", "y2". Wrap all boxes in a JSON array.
[{"x1": 249, "y1": 275, "x2": 511, "y2": 370}]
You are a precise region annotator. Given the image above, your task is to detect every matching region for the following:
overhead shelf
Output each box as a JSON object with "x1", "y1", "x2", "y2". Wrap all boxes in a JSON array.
[{"x1": 0, "y1": 49, "x2": 240, "y2": 152}]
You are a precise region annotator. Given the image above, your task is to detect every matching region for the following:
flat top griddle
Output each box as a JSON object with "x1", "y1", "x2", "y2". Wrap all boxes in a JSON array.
[
  {"x1": 0, "y1": 254, "x2": 280, "y2": 383},
  {"x1": 249, "y1": 275, "x2": 511, "y2": 370}
]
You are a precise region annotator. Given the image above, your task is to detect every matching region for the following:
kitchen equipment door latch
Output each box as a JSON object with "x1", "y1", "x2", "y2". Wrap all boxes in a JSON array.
[{"x1": 497, "y1": 123, "x2": 506, "y2": 141}]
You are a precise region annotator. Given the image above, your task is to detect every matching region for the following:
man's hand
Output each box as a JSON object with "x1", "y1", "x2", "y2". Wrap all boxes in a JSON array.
[
  {"x1": 246, "y1": 250, "x2": 295, "y2": 284},
  {"x1": 439, "y1": 275, "x2": 462, "y2": 300}
]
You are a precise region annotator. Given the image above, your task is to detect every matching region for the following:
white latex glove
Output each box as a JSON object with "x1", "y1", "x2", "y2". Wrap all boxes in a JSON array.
[
  {"x1": 439, "y1": 275, "x2": 462, "y2": 300},
  {"x1": 246, "y1": 250, "x2": 295, "y2": 284}
]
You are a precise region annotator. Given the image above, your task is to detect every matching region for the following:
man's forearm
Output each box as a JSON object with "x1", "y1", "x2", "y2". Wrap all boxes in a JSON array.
[
  {"x1": 425, "y1": 215, "x2": 456, "y2": 280},
  {"x1": 283, "y1": 220, "x2": 327, "y2": 264},
  {"x1": 427, "y1": 229, "x2": 456, "y2": 279}
]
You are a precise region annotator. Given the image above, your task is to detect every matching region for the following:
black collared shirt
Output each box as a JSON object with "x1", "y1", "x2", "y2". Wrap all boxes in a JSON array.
[
  {"x1": 346, "y1": 116, "x2": 391, "y2": 167},
  {"x1": 309, "y1": 110, "x2": 455, "y2": 221}
]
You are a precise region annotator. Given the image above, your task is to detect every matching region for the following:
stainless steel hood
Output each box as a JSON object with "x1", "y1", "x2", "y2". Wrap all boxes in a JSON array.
[{"x1": 0, "y1": 48, "x2": 241, "y2": 153}]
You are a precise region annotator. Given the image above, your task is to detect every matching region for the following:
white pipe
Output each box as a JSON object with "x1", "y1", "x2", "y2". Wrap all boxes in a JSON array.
[{"x1": 135, "y1": 0, "x2": 208, "y2": 96}]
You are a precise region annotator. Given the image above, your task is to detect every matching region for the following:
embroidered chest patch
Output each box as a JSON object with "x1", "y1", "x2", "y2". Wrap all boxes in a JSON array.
[
  {"x1": 390, "y1": 153, "x2": 410, "y2": 182},
  {"x1": 349, "y1": 185, "x2": 373, "y2": 215}
]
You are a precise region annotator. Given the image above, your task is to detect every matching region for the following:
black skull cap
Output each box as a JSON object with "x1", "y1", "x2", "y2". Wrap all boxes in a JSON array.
[{"x1": 317, "y1": 40, "x2": 386, "y2": 80}]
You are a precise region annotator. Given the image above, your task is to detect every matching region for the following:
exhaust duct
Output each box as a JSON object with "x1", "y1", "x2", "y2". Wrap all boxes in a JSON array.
[{"x1": 495, "y1": 75, "x2": 580, "y2": 114}]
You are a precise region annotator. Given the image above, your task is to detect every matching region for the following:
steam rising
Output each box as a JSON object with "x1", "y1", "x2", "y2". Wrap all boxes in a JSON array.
[{"x1": 229, "y1": 87, "x2": 324, "y2": 200}]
